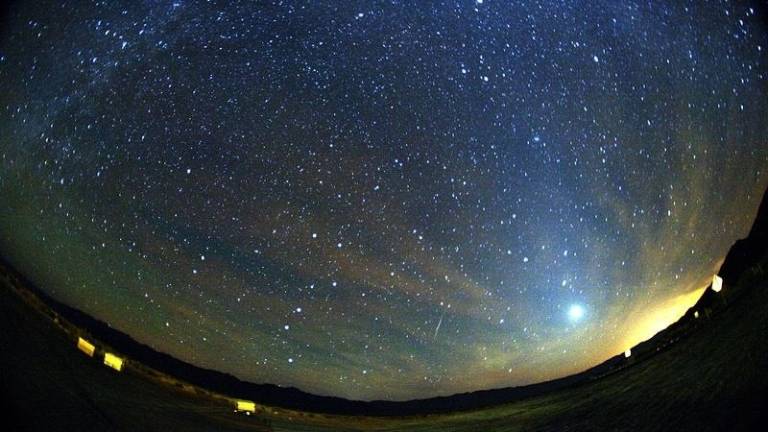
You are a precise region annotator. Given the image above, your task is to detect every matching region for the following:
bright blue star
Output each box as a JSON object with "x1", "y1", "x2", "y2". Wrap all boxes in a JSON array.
[{"x1": 567, "y1": 304, "x2": 585, "y2": 322}]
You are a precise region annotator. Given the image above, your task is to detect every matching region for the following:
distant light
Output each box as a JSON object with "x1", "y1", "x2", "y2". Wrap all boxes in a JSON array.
[
  {"x1": 236, "y1": 400, "x2": 256, "y2": 413},
  {"x1": 712, "y1": 275, "x2": 723, "y2": 293},
  {"x1": 103, "y1": 352, "x2": 124, "y2": 371},
  {"x1": 694, "y1": 311, "x2": 699, "y2": 319},
  {"x1": 567, "y1": 304, "x2": 585, "y2": 321},
  {"x1": 624, "y1": 349, "x2": 632, "y2": 358},
  {"x1": 77, "y1": 337, "x2": 95, "y2": 357}
]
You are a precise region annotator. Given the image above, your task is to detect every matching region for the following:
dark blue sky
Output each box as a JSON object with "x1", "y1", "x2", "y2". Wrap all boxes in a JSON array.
[{"x1": 1, "y1": 0, "x2": 767, "y2": 400}]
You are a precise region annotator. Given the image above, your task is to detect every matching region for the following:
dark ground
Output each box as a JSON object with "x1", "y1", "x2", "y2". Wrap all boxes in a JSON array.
[{"x1": 2, "y1": 189, "x2": 768, "y2": 431}]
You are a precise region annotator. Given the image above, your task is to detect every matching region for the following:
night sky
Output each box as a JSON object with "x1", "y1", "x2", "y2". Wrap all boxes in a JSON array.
[{"x1": 1, "y1": 1, "x2": 767, "y2": 401}]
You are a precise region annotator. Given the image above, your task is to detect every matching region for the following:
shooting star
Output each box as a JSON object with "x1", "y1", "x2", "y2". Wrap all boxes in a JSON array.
[{"x1": 433, "y1": 312, "x2": 444, "y2": 341}]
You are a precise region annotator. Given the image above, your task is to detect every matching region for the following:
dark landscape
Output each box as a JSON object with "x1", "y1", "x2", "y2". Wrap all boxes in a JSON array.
[{"x1": 2, "y1": 188, "x2": 767, "y2": 431}]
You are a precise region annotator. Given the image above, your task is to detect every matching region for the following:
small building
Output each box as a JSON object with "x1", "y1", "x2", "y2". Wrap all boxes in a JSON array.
[
  {"x1": 77, "y1": 337, "x2": 95, "y2": 357},
  {"x1": 235, "y1": 400, "x2": 256, "y2": 415},
  {"x1": 711, "y1": 275, "x2": 723, "y2": 293},
  {"x1": 103, "y1": 352, "x2": 124, "y2": 371}
]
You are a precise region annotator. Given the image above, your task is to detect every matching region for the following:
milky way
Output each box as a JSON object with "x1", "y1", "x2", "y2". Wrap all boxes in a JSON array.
[{"x1": 1, "y1": 1, "x2": 767, "y2": 400}]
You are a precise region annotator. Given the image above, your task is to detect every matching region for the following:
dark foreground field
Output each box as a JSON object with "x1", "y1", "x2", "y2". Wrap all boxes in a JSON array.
[{"x1": 2, "y1": 190, "x2": 768, "y2": 431}]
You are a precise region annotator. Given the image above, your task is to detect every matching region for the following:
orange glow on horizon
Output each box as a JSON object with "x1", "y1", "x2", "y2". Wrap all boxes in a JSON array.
[{"x1": 619, "y1": 285, "x2": 707, "y2": 353}]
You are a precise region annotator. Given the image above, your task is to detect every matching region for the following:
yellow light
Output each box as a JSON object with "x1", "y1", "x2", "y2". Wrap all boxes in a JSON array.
[
  {"x1": 694, "y1": 311, "x2": 699, "y2": 319},
  {"x1": 77, "y1": 337, "x2": 95, "y2": 357},
  {"x1": 621, "y1": 287, "x2": 706, "y2": 352},
  {"x1": 624, "y1": 349, "x2": 632, "y2": 358},
  {"x1": 103, "y1": 352, "x2": 124, "y2": 371},
  {"x1": 236, "y1": 400, "x2": 256, "y2": 413},
  {"x1": 711, "y1": 275, "x2": 723, "y2": 293}
]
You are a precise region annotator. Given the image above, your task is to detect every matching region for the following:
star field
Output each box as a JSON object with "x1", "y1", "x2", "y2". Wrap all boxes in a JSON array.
[{"x1": 1, "y1": 1, "x2": 767, "y2": 400}]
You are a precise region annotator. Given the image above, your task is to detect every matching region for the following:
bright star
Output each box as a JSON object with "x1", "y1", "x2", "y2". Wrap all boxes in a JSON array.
[{"x1": 567, "y1": 304, "x2": 585, "y2": 322}]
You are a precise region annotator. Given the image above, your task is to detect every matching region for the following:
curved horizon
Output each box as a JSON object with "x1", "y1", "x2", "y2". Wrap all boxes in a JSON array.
[
  {"x1": 0, "y1": 250, "x2": 740, "y2": 408},
  {"x1": 1, "y1": 0, "x2": 767, "y2": 401}
]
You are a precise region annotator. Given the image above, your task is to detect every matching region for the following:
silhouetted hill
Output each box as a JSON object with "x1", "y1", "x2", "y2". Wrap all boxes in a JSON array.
[
  {"x1": 719, "y1": 188, "x2": 768, "y2": 284},
  {"x1": 621, "y1": 187, "x2": 768, "y2": 364}
]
